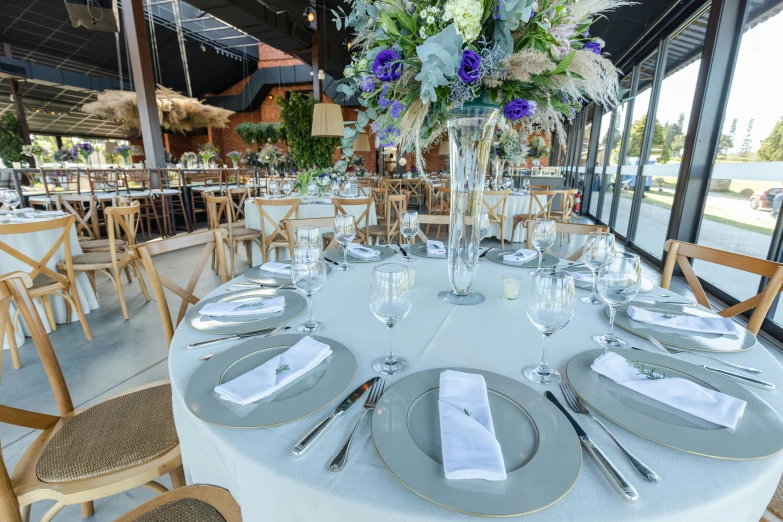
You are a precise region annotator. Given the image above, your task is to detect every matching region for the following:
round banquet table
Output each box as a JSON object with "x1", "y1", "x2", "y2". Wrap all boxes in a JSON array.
[
  {"x1": 244, "y1": 196, "x2": 377, "y2": 264},
  {"x1": 484, "y1": 192, "x2": 530, "y2": 243},
  {"x1": 168, "y1": 253, "x2": 783, "y2": 522}
]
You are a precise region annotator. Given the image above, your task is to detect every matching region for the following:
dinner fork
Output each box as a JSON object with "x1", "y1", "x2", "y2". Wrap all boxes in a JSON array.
[
  {"x1": 644, "y1": 334, "x2": 761, "y2": 374},
  {"x1": 327, "y1": 378, "x2": 385, "y2": 472},
  {"x1": 198, "y1": 323, "x2": 288, "y2": 360},
  {"x1": 560, "y1": 382, "x2": 660, "y2": 483}
]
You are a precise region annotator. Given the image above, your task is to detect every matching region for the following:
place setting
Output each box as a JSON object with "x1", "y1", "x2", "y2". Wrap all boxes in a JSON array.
[
  {"x1": 485, "y1": 218, "x2": 560, "y2": 269},
  {"x1": 322, "y1": 214, "x2": 396, "y2": 269}
]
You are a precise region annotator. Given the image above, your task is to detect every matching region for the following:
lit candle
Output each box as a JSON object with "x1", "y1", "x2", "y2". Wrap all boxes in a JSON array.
[{"x1": 502, "y1": 274, "x2": 521, "y2": 300}]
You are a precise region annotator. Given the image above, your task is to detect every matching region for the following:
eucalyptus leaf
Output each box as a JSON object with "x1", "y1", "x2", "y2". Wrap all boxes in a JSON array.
[
  {"x1": 331, "y1": 9, "x2": 342, "y2": 30},
  {"x1": 414, "y1": 24, "x2": 463, "y2": 102},
  {"x1": 493, "y1": 21, "x2": 513, "y2": 57},
  {"x1": 497, "y1": 0, "x2": 533, "y2": 31}
]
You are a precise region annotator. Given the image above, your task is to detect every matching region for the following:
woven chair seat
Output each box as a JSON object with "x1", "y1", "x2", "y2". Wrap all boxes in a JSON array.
[
  {"x1": 132, "y1": 498, "x2": 226, "y2": 522},
  {"x1": 31, "y1": 273, "x2": 61, "y2": 291},
  {"x1": 79, "y1": 239, "x2": 127, "y2": 251},
  {"x1": 36, "y1": 384, "x2": 178, "y2": 483},
  {"x1": 367, "y1": 225, "x2": 390, "y2": 236},
  {"x1": 769, "y1": 474, "x2": 783, "y2": 518},
  {"x1": 220, "y1": 220, "x2": 245, "y2": 230},
  {"x1": 67, "y1": 252, "x2": 115, "y2": 266},
  {"x1": 225, "y1": 227, "x2": 260, "y2": 239}
]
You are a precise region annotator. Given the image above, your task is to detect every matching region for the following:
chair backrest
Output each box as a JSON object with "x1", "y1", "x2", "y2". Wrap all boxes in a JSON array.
[
  {"x1": 529, "y1": 184, "x2": 549, "y2": 190},
  {"x1": 54, "y1": 193, "x2": 100, "y2": 239},
  {"x1": 227, "y1": 187, "x2": 251, "y2": 219},
  {"x1": 113, "y1": 485, "x2": 242, "y2": 522},
  {"x1": 384, "y1": 194, "x2": 407, "y2": 239},
  {"x1": 414, "y1": 214, "x2": 450, "y2": 242},
  {"x1": 482, "y1": 190, "x2": 511, "y2": 224},
  {"x1": 661, "y1": 240, "x2": 783, "y2": 334},
  {"x1": 371, "y1": 187, "x2": 388, "y2": 214},
  {"x1": 384, "y1": 179, "x2": 404, "y2": 197},
  {"x1": 122, "y1": 169, "x2": 152, "y2": 195},
  {"x1": 332, "y1": 197, "x2": 373, "y2": 241},
  {"x1": 252, "y1": 198, "x2": 301, "y2": 250},
  {"x1": 40, "y1": 168, "x2": 88, "y2": 196},
  {"x1": 524, "y1": 221, "x2": 608, "y2": 261},
  {"x1": 133, "y1": 229, "x2": 228, "y2": 347},
  {"x1": 105, "y1": 202, "x2": 141, "y2": 267},
  {"x1": 87, "y1": 169, "x2": 121, "y2": 195},
  {"x1": 528, "y1": 189, "x2": 558, "y2": 220},
  {"x1": 283, "y1": 218, "x2": 341, "y2": 252},
  {"x1": 555, "y1": 189, "x2": 578, "y2": 221},
  {"x1": 156, "y1": 168, "x2": 182, "y2": 190},
  {"x1": 204, "y1": 194, "x2": 235, "y2": 231},
  {"x1": 405, "y1": 179, "x2": 424, "y2": 202}
]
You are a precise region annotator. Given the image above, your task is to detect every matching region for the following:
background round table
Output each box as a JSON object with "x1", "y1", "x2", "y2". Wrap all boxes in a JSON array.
[{"x1": 169, "y1": 254, "x2": 783, "y2": 521}]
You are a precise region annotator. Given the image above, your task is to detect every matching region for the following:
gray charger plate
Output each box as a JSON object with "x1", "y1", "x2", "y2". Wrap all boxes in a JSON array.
[
  {"x1": 372, "y1": 368, "x2": 581, "y2": 517},
  {"x1": 245, "y1": 262, "x2": 333, "y2": 286},
  {"x1": 560, "y1": 265, "x2": 654, "y2": 293},
  {"x1": 567, "y1": 348, "x2": 783, "y2": 459},
  {"x1": 609, "y1": 302, "x2": 756, "y2": 352},
  {"x1": 324, "y1": 245, "x2": 396, "y2": 264},
  {"x1": 409, "y1": 242, "x2": 448, "y2": 259},
  {"x1": 485, "y1": 248, "x2": 559, "y2": 268},
  {"x1": 184, "y1": 334, "x2": 356, "y2": 428},
  {"x1": 185, "y1": 288, "x2": 306, "y2": 335}
]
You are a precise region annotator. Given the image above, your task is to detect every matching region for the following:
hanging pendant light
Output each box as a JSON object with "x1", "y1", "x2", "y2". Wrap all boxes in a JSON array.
[
  {"x1": 353, "y1": 133, "x2": 371, "y2": 151},
  {"x1": 312, "y1": 102, "x2": 344, "y2": 137},
  {"x1": 438, "y1": 139, "x2": 450, "y2": 155}
]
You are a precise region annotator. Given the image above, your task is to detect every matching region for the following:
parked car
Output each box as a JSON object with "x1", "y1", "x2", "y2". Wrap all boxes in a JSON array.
[{"x1": 750, "y1": 187, "x2": 783, "y2": 211}]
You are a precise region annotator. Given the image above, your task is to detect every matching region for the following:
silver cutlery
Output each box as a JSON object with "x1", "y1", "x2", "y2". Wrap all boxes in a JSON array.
[
  {"x1": 327, "y1": 378, "x2": 385, "y2": 472},
  {"x1": 189, "y1": 324, "x2": 289, "y2": 350},
  {"x1": 478, "y1": 247, "x2": 492, "y2": 259},
  {"x1": 230, "y1": 282, "x2": 296, "y2": 290},
  {"x1": 293, "y1": 377, "x2": 379, "y2": 456},
  {"x1": 634, "y1": 298, "x2": 696, "y2": 305},
  {"x1": 324, "y1": 257, "x2": 340, "y2": 266},
  {"x1": 699, "y1": 365, "x2": 775, "y2": 390},
  {"x1": 198, "y1": 323, "x2": 288, "y2": 360},
  {"x1": 559, "y1": 382, "x2": 660, "y2": 483},
  {"x1": 645, "y1": 334, "x2": 762, "y2": 374},
  {"x1": 545, "y1": 391, "x2": 638, "y2": 502}
]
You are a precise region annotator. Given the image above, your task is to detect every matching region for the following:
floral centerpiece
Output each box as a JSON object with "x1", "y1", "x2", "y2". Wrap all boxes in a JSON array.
[
  {"x1": 227, "y1": 151, "x2": 242, "y2": 169},
  {"x1": 22, "y1": 143, "x2": 50, "y2": 167},
  {"x1": 349, "y1": 155, "x2": 368, "y2": 177},
  {"x1": 53, "y1": 147, "x2": 75, "y2": 166},
  {"x1": 326, "y1": 166, "x2": 346, "y2": 184},
  {"x1": 242, "y1": 150, "x2": 261, "y2": 168},
  {"x1": 113, "y1": 144, "x2": 133, "y2": 166},
  {"x1": 73, "y1": 143, "x2": 95, "y2": 165},
  {"x1": 165, "y1": 150, "x2": 176, "y2": 164},
  {"x1": 527, "y1": 135, "x2": 550, "y2": 167},
  {"x1": 257, "y1": 144, "x2": 282, "y2": 168},
  {"x1": 294, "y1": 166, "x2": 317, "y2": 193},
  {"x1": 314, "y1": 169, "x2": 332, "y2": 196},
  {"x1": 332, "y1": 0, "x2": 627, "y2": 168},
  {"x1": 181, "y1": 151, "x2": 198, "y2": 168},
  {"x1": 198, "y1": 143, "x2": 220, "y2": 167}
]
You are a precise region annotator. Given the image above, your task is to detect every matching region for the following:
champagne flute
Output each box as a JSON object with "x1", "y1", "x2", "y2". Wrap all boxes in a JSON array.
[
  {"x1": 580, "y1": 232, "x2": 616, "y2": 304},
  {"x1": 530, "y1": 218, "x2": 556, "y2": 274},
  {"x1": 593, "y1": 252, "x2": 642, "y2": 351},
  {"x1": 369, "y1": 264, "x2": 412, "y2": 374},
  {"x1": 524, "y1": 269, "x2": 575, "y2": 385},
  {"x1": 292, "y1": 245, "x2": 327, "y2": 332},
  {"x1": 400, "y1": 211, "x2": 419, "y2": 262},
  {"x1": 296, "y1": 225, "x2": 321, "y2": 248},
  {"x1": 478, "y1": 212, "x2": 490, "y2": 263},
  {"x1": 334, "y1": 214, "x2": 356, "y2": 271}
]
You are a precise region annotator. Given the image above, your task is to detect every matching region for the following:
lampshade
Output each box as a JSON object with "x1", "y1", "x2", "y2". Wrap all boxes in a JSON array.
[
  {"x1": 311, "y1": 103, "x2": 344, "y2": 137},
  {"x1": 353, "y1": 133, "x2": 371, "y2": 152},
  {"x1": 438, "y1": 140, "x2": 449, "y2": 155}
]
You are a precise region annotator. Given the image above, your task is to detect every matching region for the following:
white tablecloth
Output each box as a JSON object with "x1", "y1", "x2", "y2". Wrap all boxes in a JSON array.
[
  {"x1": 0, "y1": 225, "x2": 99, "y2": 348},
  {"x1": 244, "y1": 197, "x2": 378, "y2": 264},
  {"x1": 484, "y1": 193, "x2": 530, "y2": 243},
  {"x1": 168, "y1": 256, "x2": 783, "y2": 522}
]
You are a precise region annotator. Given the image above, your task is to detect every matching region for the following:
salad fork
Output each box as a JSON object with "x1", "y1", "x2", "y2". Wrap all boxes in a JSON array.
[
  {"x1": 645, "y1": 334, "x2": 762, "y2": 374},
  {"x1": 327, "y1": 378, "x2": 385, "y2": 472}
]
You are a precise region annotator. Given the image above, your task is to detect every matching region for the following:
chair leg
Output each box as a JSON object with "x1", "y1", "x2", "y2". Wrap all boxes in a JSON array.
[
  {"x1": 124, "y1": 265, "x2": 132, "y2": 284},
  {"x1": 170, "y1": 465, "x2": 187, "y2": 489},
  {"x1": 110, "y1": 268, "x2": 129, "y2": 320},
  {"x1": 229, "y1": 240, "x2": 236, "y2": 278},
  {"x1": 62, "y1": 288, "x2": 93, "y2": 341},
  {"x1": 244, "y1": 240, "x2": 253, "y2": 267},
  {"x1": 40, "y1": 502, "x2": 65, "y2": 522},
  {"x1": 81, "y1": 501, "x2": 94, "y2": 519},
  {"x1": 41, "y1": 295, "x2": 57, "y2": 332},
  {"x1": 132, "y1": 261, "x2": 151, "y2": 301},
  {"x1": 178, "y1": 194, "x2": 192, "y2": 232},
  {"x1": 20, "y1": 504, "x2": 30, "y2": 522},
  {"x1": 6, "y1": 312, "x2": 21, "y2": 370}
]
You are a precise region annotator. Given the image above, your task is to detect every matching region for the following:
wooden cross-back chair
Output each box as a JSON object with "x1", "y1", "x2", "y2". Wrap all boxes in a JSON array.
[
  {"x1": 252, "y1": 198, "x2": 301, "y2": 264},
  {"x1": 154, "y1": 169, "x2": 191, "y2": 237},
  {"x1": 227, "y1": 186, "x2": 251, "y2": 222},
  {"x1": 332, "y1": 197, "x2": 373, "y2": 243},
  {"x1": 370, "y1": 187, "x2": 388, "y2": 214},
  {"x1": 53, "y1": 194, "x2": 101, "y2": 240},
  {"x1": 0, "y1": 272, "x2": 183, "y2": 522},
  {"x1": 661, "y1": 240, "x2": 783, "y2": 335},
  {"x1": 0, "y1": 215, "x2": 93, "y2": 370},
  {"x1": 121, "y1": 169, "x2": 161, "y2": 240},
  {"x1": 113, "y1": 485, "x2": 241, "y2": 522},
  {"x1": 188, "y1": 169, "x2": 224, "y2": 226},
  {"x1": 524, "y1": 221, "x2": 609, "y2": 261},
  {"x1": 284, "y1": 217, "x2": 342, "y2": 253},
  {"x1": 413, "y1": 214, "x2": 450, "y2": 242},
  {"x1": 61, "y1": 202, "x2": 150, "y2": 320},
  {"x1": 551, "y1": 189, "x2": 578, "y2": 224},
  {"x1": 205, "y1": 194, "x2": 261, "y2": 277},
  {"x1": 405, "y1": 179, "x2": 425, "y2": 210},
  {"x1": 427, "y1": 187, "x2": 451, "y2": 238},
  {"x1": 482, "y1": 190, "x2": 512, "y2": 248},
  {"x1": 356, "y1": 179, "x2": 374, "y2": 197},
  {"x1": 133, "y1": 229, "x2": 228, "y2": 347},
  {"x1": 511, "y1": 189, "x2": 558, "y2": 240},
  {"x1": 384, "y1": 179, "x2": 404, "y2": 197},
  {"x1": 368, "y1": 194, "x2": 407, "y2": 246}
]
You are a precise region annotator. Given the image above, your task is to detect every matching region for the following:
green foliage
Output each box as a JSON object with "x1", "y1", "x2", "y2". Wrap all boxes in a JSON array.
[
  {"x1": 276, "y1": 93, "x2": 340, "y2": 169},
  {"x1": 657, "y1": 146, "x2": 671, "y2": 164},
  {"x1": 758, "y1": 117, "x2": 783, "y2": 162},
  {"x1": 0, "y1": 114, "x2": 25, "y2": 167},
  {"x1": 234, "y1": 122, "x2": 287, "y2": 145},
  {"x1": 626, "y1": 114, "x2": 664, "y2": 159}
]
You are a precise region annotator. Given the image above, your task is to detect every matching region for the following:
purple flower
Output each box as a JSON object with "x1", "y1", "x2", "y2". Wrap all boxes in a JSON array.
[
  {"x1": 373, "y1": 49, "x2": 402, "y2": 82},
  {"x1": 390, "y1": 100, "x2": 405, "y2": 119},
  {"x1": 358, "y1": 75, "x2": 376, "y2": 93},
  {"x1": 378, "y1": 84, "x2": 392, "y2": 109},
  {"x1": 584, "y1": 41, "x2": 602, "y2": 54},
  {"x1": 458, "y1": 50, "x2": 481, "y2": 84},
  {"x1": 503, "y1": 99, "x2": 534, "y2": 120}
]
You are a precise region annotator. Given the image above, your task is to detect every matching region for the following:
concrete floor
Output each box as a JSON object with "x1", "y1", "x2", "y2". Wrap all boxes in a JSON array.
[{"x1": 1, "y1": 221, "x2": 781, "y2": 521}]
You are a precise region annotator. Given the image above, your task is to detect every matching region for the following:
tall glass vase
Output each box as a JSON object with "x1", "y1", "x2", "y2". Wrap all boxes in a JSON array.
[{"x1": 438, "y1": 104, "x2": 499, "y2": 305}]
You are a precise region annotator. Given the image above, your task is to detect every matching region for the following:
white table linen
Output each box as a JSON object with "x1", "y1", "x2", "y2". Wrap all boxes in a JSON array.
[{"x1": 169, "y1": 254, "x2": 783, "y2": 522}]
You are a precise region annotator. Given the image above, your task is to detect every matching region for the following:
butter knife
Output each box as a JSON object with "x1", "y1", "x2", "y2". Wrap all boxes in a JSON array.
[
  {"x1": 699, "y1": 365, "x2": 776, "y2": 390},
  {"x1": 292, "y1": 377, "x2": 379, "y2": 456},
  {"x1": 545, "y1": 391, "x2": 638, "y2": 502},
  {"x1": 187, "y1": 326, "x2": 290, "y2": 349}
]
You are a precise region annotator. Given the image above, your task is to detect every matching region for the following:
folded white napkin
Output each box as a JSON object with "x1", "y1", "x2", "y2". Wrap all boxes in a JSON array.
[
  {"x1": 427, "y1": 240, "x2": 446, "y2": 256},
  {"x1": 33, "y1": 210, "x2": 66, "y2": 218},
  {"x1": 439, "y1": 370, "x2": 506, "y2": 481},
  {"x1": 214, "y1": 336, "x2": 332, "y2": 405},
  {"x1": 627, "y1": 306, "x2": 739, "y2": 335},
  {"x1": 591, "y1": 352, "x2": 746, "y2": 429},
  {"x1": 346, "y1": 244, "x2": 381, "y2": 260},
  {"x1": 571, "y1": 271, "x2": 594, "y2": 282},
  {"x1": 260, "y1": 262, "x2": 291, "y2": 275},
  {"x1": 11, "y1": 208, "x2": 35, "y2": 215},
  {"x1": 503, "y1": 248, "x2": 537, "y2": 264},
  {"x1": 198, "y1": 296, "x2": 285, "y2": 317}
]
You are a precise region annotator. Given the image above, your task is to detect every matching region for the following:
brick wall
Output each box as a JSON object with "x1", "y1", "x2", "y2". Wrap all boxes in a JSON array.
[{"x1": 258, "y1": 44, "x2": 304, "y2": 68}]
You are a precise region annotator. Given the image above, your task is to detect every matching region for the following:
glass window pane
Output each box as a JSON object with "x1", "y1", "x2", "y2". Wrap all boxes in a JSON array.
[
  {"x1": 696, "y1": 5, "x2": 783, "y2": 320},
  {"x1": 635, "y1": 10, "x2": 709, "y2": 257},
  {"x1": 590, "y1": 111, "x2": 613, "y2": 218},
  {"x1": 602, "y1": 103, "x2": 628, "y2": 223}
]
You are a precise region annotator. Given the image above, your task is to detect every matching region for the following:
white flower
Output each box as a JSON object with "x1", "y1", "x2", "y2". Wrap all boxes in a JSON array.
[
  {"x1": 420, "y1": 9, "x2": 427, "y2": 17},
  {"x1": 443, "y1": 0, "x2": 483, "y2": 42},
  {"x1": 427, "y1": 15, "x2": 435, "y2": 24},
  {"x1": 357, "y1": 58, "x2": 368, "y2": 71},
  {"x1": 419, "y1": 27, "x2": 428, "y2": 38},
  {"x1": 344, "y1": 66, "x2": 355, "y2": 77}
]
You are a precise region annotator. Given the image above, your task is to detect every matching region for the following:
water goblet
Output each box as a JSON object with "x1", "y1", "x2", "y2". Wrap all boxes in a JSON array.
[
  {"x1": 593, "y1": 252, "x2": 642, "y2": 351},
  {"x1": 524, "y1": 269, "x2": 575, "y2": 385},
  {"x1": 296, "y1": 225, "x2": 321, "y2": 248},
  {"x1": 3, "y1": 190, "x2": 20, "y2": 210},
  {"x1": 343, "y1": 180, "x2": 353, "y2": 197},
  {"x1": 292, "y1": 245, "x2": 327, "y2": 332},
  {"x1": 369, "y1": 263, "x2": 412, "y2": 374},
  {"x1": 530, "y1": 218, "x2": 556, "y2": 274},
  {"x1": 400, "y1": 211, "x2": 419, "y2": 262},
  {"x1": 334, "y1": 214, "x2": 356, "y2": 271},
  {"x1": 580, "y1": 232, "x2": 616, "y2": 304},
  {"x1": 268, "y1": 180, "x2": 279, "y2": 198},
  {"x1": 282, "y1": 180, "x2": 293, "y2": 197}
]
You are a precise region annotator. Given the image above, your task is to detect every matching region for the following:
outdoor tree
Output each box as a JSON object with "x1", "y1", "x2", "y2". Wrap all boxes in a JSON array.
[
  {"x1": 0, "y1": 114, "x2": 25, "y2": 167},
  {"x1": 626, "y1": 114, "x2": 664, "y2": 158},
  {"x1": 276, "y1": 93, "x2": 340, "y2": 169},
  {"x1": 718, "y1": 118, "x2": 737, "y2": 156},
  {"x1": 740, "y1": 118, "x2": 755, "y2": 157},
  {"x1": 757, "y1": 116, "x2": 783, "y2": 162}
]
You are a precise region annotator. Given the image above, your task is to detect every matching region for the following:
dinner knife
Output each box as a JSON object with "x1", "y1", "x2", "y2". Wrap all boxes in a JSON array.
[
  {"x1": 293, "y1": 377, "x2": 379, "y2": 456},
  {"x1": 699, "y1": 365, "x2": 776, "y2": 390},
  {"x1": 545, "y1": 391, "x2": 639, "y2": 502},
  {"x1": 478, "y1": 247, "x2": 492, "y2": 259},
  {"x1": 187, "y1": 326, "x2": 290, "y2": 349}
]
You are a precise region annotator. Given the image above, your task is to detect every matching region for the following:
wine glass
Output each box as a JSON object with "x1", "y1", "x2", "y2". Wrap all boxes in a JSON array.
[
  {"x1": 334, "y1": 214, "x2": 356, "y2": 271},
  {"x1": 292, "y1": 245, "x2": 327, "y2": 333},
  {"x1": 593, "y1": 252, "x2": 642, "y2": 351},
  {"x1": 268, "y1": 180, "x2": 279, "y2": 198},
  {"x1": 3, "y1": 190, "x2": 20, "y2": 211},
  {"x1": 307, "y1": 182, "x2": 318, "y2": 201},
  {"x1": 343, "y1": 180, "x2": 353, "y2": 197},
  {"x1": 400, "y1": 211, "x2": 419, "y2": 262},
  {"x1": 524, "y1": 269, "x2": 575, "y2": 384},
  {"x1": 296, "y1": 225, "x2": 321, "y2": 248},
  {"x1": 522, "y1": 178, "x2": 530, "y2": 192},
  {"x1": 330, "y1": 181, "x2": 340, "y2": 196},
  {"x1": 580, "y1": 232, "x2": 616, "y2": 305},
  {"x1": 503, "y1": 177, "x2": 513, "y2": 190},
  {"x1": 478, "y1": 212, "x2": 490, "y2": 263},
  {"x1": 369, "y1": 263, "x2": 412, "y2": 374},
  {"x1": 530, "y1": 218, "x2": 556, "y2": 273},
  {"x1": 282, "y1": 180, "x2": 293, "y2": 197}
]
